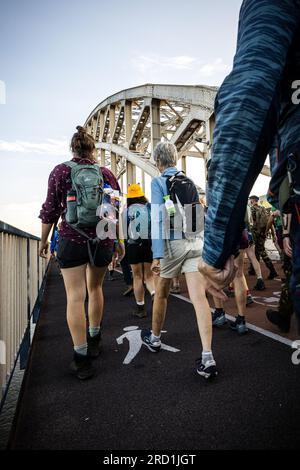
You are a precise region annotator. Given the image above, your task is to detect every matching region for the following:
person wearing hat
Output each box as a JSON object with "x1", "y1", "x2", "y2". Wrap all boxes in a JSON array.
[{"x1": 124, "y1": 184, "x2": 155, "y2": 318}]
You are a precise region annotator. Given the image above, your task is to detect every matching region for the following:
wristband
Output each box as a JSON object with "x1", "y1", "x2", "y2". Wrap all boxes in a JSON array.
[{"x1": 282, "y1": 234, "x2": 290, "y2": 239}]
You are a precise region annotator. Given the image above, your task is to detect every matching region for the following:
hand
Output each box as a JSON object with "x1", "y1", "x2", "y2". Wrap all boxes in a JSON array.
[
  {"x1": 198, "y1": 255, "x2": 237, "y2": 291},
  {"x1": 39, "y1": 241, "x2": 49, "y2": 259},
  {"x1": 283, "y1": 236, "x2": 292, "y2": 258},
  {"x1": 151, "y1": 259, "x2": 161, "y2": 276},
  {"x1": 198, "y1": 271, "x2": 228, "y2": 301}
]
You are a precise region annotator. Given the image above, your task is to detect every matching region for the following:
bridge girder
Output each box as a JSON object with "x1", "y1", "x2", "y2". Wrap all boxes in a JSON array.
[{"x1": 84, "y1": 84, "x2": 271, "y2": 190}]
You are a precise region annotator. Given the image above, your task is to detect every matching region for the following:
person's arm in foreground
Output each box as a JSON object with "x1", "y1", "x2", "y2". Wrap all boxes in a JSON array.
[{"x1": 200, "y1": 0, "x2": 300, "y2": 290}]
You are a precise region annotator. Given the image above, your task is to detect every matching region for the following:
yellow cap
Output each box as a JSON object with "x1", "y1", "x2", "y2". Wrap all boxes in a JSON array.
[{"x1": 127, "y1": 184, "x2": 145, "y2": 199}]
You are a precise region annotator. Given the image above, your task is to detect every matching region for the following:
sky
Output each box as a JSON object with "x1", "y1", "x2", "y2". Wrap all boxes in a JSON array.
[{"x1": 0, "y1": 0, "x2": 270, "y2": 236}]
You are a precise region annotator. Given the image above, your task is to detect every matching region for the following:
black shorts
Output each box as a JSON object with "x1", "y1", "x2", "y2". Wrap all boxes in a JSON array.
[
  {"x1": 239, "y1": 229, "x2": 249, "y2": 250},
  {"x1": 127, "y1": 240, "x2": 153, "y2": 265},
  {"x1": 57, "y1": 238, "x2": 113, "y2": 269}
]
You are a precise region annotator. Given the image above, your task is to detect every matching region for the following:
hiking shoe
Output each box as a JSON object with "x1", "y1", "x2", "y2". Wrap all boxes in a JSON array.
[
  {"x1": 170, "y1": 286, "x2": 181, "y2": 294},
  {"x1": 267, "y1": 268, "x2": 278, "y2": 280},
  {"x1": 212, "y1": 309, "x2": 227, "y2": 327},
  {"x1": 123, "y1": 285, "x2": 133, "y2": 297},
  {"x1": 230, "y1": 316, "x2": 248, "y2": 334},
  {"x1": 246, "y1": 294, "x2": 254, "y2": 306},
  {"x1": 196, "y1": 358, "x2": 218, "y2": 379},
  {"x1": 87, "y1": 331, "x2": 102, "y2": 358},
  {"x1": 253, "y1": 278, "x2": 266, "y2": 291},
  {"x1": 133, "y1": 304, "x2": 147, "y2": 318},
  {"x1": 70, "y1": 352, "x2": 95, "y2": 380},
  {"x1": 266, "y1": 309, "x2": 291, "y2": 333},
  {"x1": 141, "y1": 328, "x2": 161, "y2": 353}
]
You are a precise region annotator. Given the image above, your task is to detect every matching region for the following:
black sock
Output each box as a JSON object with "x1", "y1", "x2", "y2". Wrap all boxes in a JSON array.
[
  {"x1": 237, "y1": 314, "x2": 245, "y2": 323},
  {"x1": 215, "y1": 308, "x2": 224, "y2": 315}
]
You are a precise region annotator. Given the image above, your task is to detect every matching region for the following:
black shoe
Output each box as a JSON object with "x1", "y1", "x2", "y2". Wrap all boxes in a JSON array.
[
  {"x1": 267, "y1": 268, "x2": 278, "y2": 280},
  {"x1": 122, "y1": 285, "x2": 133, "y2": 297},
  {"x1": 88, "y1": 331, "x2": 102, "y2": 358},
  {"x1": 230, "y1": 316, "x2": 248, "y2": 335},
  {"x1": 196, "y1": 358, "x2": 218, "y2": 379},
  {"x1": 212, "y1": 309, "x2": 227, "y2": 327},
  {"x1": 133, "y1": 304, "x2": 147, "y2": 318},
  {"x1": 266, "y1": 309, "x2": 291, "y2": 333},
  {"x1": 70, "y1": 352, "x2": 95, "y2": 380},
  {"x1": 253, "y1": 278, "x2": 266, "y2": 291}
]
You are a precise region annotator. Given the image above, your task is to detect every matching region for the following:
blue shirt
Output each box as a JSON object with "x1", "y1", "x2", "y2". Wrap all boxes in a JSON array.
[{"x1": 151, "y1": 166, "x2": 183, "y2": 259}]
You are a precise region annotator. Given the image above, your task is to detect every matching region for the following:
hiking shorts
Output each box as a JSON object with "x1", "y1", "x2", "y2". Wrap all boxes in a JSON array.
[
  {"x1": 57, "y1": 237, "x2": 113, "y2": 269},
  {"x1": 127, "y1": 239, "x2": 153, "y2": 265},
  {"x1": 160, "y1": 238, "x2": 202, "y2": 279}
]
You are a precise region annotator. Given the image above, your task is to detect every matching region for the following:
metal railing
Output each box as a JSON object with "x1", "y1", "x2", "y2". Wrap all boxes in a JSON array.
[{"x1": 0, "y1": 221, "x2": 49, "y2": 400}]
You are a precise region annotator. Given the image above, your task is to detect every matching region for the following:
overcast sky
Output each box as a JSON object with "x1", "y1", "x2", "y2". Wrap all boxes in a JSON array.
[{"x1": 0, "y1": 0, "x2": 270, "y2": 235}]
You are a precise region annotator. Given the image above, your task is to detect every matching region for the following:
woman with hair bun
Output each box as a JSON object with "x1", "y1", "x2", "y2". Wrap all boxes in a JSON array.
[{"x1": 39, "y1": 126, "x2": 123, "y2": 380}]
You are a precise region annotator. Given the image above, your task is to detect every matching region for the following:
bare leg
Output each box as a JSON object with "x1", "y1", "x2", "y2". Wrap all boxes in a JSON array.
[
  {"x1": 233, "y1": 251, "x2": 247, "y2": 317},
  {"x1": 213, "y1": 296, "x2": 224, "y2": 309},
  {"x1": 185, "y1": 271, "x2": 212, "y2": 352},
  {"x1": 152, "y1": 277, "x2": 172, "y2": 336},
  {"x1": 86, "y1": 264, "x2": 107, "y2": 327},
  {"x1": 246, "y1": 244, "x2": 262, "y2": 279},
  {"x1": 131, "y1": 263, "x2": 145, "y2": 303},
  {"x1": 61, "y1": 264, "x2": 87, "y2": 346},
  {"x1": 143, "y1": 262, "x2": 155, "y2": 295}
]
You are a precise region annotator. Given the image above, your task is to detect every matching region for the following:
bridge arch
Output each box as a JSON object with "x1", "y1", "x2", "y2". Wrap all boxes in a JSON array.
[
  {"x1": 84, "y1": 83, "x2": 270, "y2": 192},
  {"x1": 84, "y1": 84, "x2": 218, "y2": 192}
]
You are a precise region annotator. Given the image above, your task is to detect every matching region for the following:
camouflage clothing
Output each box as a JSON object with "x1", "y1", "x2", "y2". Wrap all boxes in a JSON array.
[
  {"x1": 278, "y1": 254, "x2": 293, "y2": 321},
  {"x1": 251, "y1": 203, "x2": 276, "y2": 272},
  {"x1": 252, "y1": 229, "x2": 275, "y2": 272}
]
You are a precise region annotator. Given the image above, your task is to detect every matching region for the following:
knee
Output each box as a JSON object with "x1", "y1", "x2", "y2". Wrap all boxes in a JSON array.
[
  {"x1": 133, "y1": 271, "x2": 143, "y2": 281},
  {"x1": 155, "y1": 284, "x2": 170, "y2": 300},
  {"x1": 67, "y1": 287, "x2": 86, "y2": 304},
  {"x1": 88, "y1": 284, "x2": 102, "y2": 296}
]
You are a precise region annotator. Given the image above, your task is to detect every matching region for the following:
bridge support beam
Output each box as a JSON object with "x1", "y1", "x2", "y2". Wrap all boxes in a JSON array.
[
  {"x1": 100, "y1": 148, "x2": 106, "y2": 166},
  {"x1": 111, "y1": 152, "x2": 117, "y2": 176},
  {"x1": 181, "y1": 155, "x2": 186, "y2": 173},
  {"x1": 126, "y1": 161, "x2": 136, "y2": 186},
  {"x1": 150, "y1": 99, "x2": 161, "y2": 160},
  {"x1": 141, "y1": 171, "x2": 145, "y2": 191}
]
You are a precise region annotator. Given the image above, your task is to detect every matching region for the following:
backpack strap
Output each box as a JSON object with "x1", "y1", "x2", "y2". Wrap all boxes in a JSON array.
[{"x1": 63, "y1": 161, "x2": 77, "y2": 168}]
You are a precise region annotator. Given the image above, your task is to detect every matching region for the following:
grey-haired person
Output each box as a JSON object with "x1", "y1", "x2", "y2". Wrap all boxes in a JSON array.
[{"x1": 141, "y1": 142, "x2": 224, "y2": 379}]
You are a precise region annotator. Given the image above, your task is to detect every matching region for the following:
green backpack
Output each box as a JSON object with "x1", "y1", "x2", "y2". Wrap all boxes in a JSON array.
[
  {"x1": 64, "y1": 161, "x2": 104, "y2": 228},
  {"x1": 255, "y1": 205, "x2": 269, "y2": 231}
]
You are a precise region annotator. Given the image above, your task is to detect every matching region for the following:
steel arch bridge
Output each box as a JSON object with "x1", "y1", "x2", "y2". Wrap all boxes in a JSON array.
[{"x1": 84, "y1": 83, "x2": 270, "y2": 192}]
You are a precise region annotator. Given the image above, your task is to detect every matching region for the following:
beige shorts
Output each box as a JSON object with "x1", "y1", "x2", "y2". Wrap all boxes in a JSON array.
[{"x1": 160, "y1": 238, "x2": 202, "y2": 279}]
